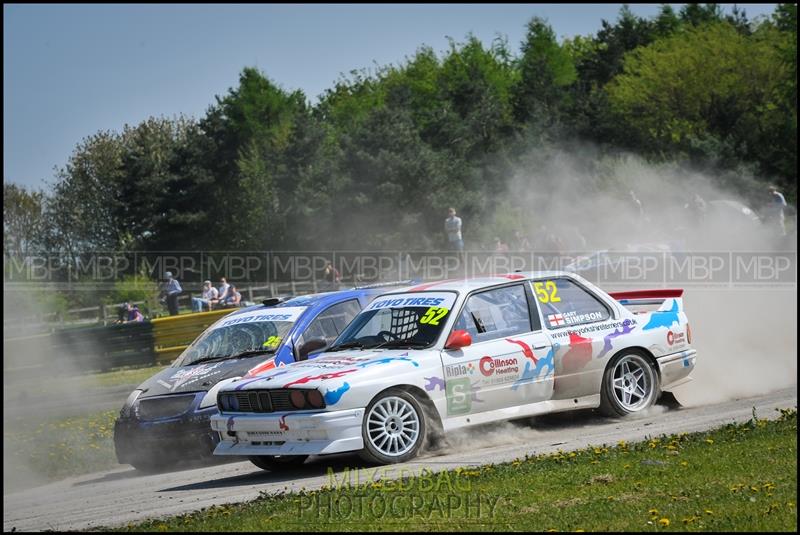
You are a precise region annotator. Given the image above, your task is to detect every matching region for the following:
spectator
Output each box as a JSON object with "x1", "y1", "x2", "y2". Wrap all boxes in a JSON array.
[
  {"x1": 493, "y1": 237, "x2": 509, "y2": 253},
  {"x1": 629, "y1": 190, "x2": 645, "y2": 220},
  {"x1": 210, "y1": 277, "x2": 230, "y2": 309},
  {"x1": 159, "y1": 271, "x2": 182, "y2": 316},
  {"x1": 512, "y1": 230, "x2": 531, "y2": 251},
  {"x1": 535, "y1": 224, "x2": 563, "y2": 252},
  {"x1": 686, "y1": 193, "x2": 708, "y2": 225},
  {"x1": 323, "y1": 262, "x2": 341, "y2": 291},
  {"x1": 444, "y1": 207, "x2": 464, "y2": 252},
  {"x1": 767, "y1": 185, "x2": 788, "y2": 236},
  {"x1": 192, "y1": 280, "x2": 219, "y2": 312},
  {"x1": 222, "y1": 284, "x2": 242, "y2": 307},
  {"x1": 567, "y1": 226, "x2": 588, "y2": 251},
  {"x1": 126, "y1": 304, "x2": 144, "y2": 323},
  {"x1": 115, "y1": 302, "x2": 129, "y2": 324}
]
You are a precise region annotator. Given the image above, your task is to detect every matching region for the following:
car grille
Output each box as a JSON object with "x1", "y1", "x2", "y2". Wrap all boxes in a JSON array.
[
  {"x1": 218, "y1": 389, "x2": 324, "y2": 413},
  {"x1": 137, "y1": 394, "x2": 196, "y2": 420}
]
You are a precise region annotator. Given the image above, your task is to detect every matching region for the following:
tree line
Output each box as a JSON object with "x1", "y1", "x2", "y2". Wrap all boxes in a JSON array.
[{"x1": 5, "y1": 4, "x2": 797, "y2": 257}]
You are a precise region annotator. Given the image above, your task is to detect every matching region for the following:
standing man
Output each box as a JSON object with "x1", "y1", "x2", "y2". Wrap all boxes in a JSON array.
[
  {"x1": 767, "y1": 185, "x2": 788, "y2": 236},
  {"x1": 323, "y1": 262, "x2": 341, "y2": 291},
  {"x1": 160, "y1": 271, "x2": 183, "y2": 316},
  {"x1": 629, "y1": 190, "x2": 645, "y2": 220},
  {"x1": 444, "y1": 207, "x2": 464, "y2": 252}
]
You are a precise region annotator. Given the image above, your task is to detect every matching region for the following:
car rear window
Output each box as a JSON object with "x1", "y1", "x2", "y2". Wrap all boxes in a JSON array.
[{"x1": 532, "y1": 278, "x2": 610, "y2": 329}]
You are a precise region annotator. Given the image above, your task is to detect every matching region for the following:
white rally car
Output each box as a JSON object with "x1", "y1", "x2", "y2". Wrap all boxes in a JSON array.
[{"x1": 211, "y1": 271, "x2": 696, "y2": 468}]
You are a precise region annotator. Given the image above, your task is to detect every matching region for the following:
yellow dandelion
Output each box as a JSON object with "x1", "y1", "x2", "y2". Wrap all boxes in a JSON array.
[
  {"x1": 648, "y1": 508, "x2": 659, "y2": 515},
  {"x1": 659, "y1": 518, "x2": 670, "y2": 527},
  {"x1": 705, "y1": 438, "x2": 714, "y2": 444}
]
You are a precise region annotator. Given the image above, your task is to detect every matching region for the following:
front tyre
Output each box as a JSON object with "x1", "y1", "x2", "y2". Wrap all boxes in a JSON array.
[
  {"x1": 359, "y1": 389, "x2": 426, "y2": 465},
  {"x1": 600, "y1": 351, "x2": 659, "y2": 417},
  {"x1": 249, "y1": 455, "x2": 309, "y2": 471}
]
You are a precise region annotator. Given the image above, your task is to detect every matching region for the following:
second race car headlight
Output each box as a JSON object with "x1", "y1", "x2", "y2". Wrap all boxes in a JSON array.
[
  {"x1": 199, "y1": 377, "x2": 241, "y2": 409},
  {"x1": 289, "y1": 390, "x2": 307, "y2": 409},
  {"x1": 120, "y1": 390, "x2": 143, "y2": 418}
]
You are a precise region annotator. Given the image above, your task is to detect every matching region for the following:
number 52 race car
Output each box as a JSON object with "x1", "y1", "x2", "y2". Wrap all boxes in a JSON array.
[{"x1": 211, "y1": 271, "x2": 696, "y2": 468}]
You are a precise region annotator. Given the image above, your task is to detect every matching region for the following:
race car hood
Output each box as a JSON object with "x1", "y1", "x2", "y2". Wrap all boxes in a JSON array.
[
  {"x1": 136, "y1": 356, "x2": 277, "y2": 398},
  {"x1": 226, "y1": 350, "x2": 430, "y2": 392}
]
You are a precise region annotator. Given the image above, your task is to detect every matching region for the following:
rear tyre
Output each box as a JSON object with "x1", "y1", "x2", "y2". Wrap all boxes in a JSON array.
[
  {"x1": 599, "y1": 350, "x2": 659, "y2": 417},
  {"x1": 359, "y1": 389, "x2": 427, "y2": 465},
  {"x1": 249, "y1": 455, "x2": 309, "y2": 471}
]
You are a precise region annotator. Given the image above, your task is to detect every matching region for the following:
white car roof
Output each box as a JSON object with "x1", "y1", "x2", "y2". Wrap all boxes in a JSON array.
[{"x1": 394, "y1": 271, "x2": 576, "y2": 294}]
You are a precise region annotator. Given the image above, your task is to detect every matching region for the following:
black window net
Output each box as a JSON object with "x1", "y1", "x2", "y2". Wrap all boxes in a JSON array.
[{"x1": 391, "y1": 308, "x2": 420, "y2": 341}]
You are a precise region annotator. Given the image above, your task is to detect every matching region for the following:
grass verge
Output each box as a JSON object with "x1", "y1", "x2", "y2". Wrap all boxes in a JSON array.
[
  {"x1": 107, "y1": 408, "x2": 797, "y2": 532},
  {"x1": 3, "y1": 409, "x2": 119, "y2": 490}
]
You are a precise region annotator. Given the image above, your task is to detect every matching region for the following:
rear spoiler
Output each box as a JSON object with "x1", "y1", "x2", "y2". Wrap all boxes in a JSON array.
[
  {"x1": 610, "y1": 289, "x2": 684, "y2": 312},
  {"x1": 608, "y1": 289, "x2": 684, "y2": 301}
]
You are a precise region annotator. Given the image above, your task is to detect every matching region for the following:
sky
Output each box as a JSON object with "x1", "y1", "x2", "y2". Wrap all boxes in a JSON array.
[{"x1": 3, "y1": 3, "x2": 778, "y2": 190}]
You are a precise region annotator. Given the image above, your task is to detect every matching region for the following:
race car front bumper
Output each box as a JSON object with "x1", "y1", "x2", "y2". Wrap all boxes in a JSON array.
[
  {"x1": 210, "y1": 408, "x2": 365, "y2": 456},
  {"x1": 114, "y1": 408, "x2": 221, "y2": 465}
]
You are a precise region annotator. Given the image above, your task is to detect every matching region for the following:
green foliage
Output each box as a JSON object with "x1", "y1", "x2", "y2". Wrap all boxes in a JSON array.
[
  {"x1": 3, "y1": 183, "x2": 45, "y2": 254},
  {"x1": 512, "y1": 17, "x2": 577, "y2": 124},
  {"x1": 606, "y1": 21, "x2": 794, "y2": 191},
  {"x1": 105, "y1": 274, "x2": 160, "y2": 316},
  {"x1": 10, "y1": 3, "x2": 796, "y2": 261}
]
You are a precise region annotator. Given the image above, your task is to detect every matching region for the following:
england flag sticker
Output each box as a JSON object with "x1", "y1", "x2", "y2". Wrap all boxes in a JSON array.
[{"x1": 548, "y1": 313, "x2": 565, "y2": 327}]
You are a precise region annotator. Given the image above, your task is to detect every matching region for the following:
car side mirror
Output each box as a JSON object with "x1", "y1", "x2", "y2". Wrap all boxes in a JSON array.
[
  {"x1": 445, "y1": 330, "x2": 472, "y2": 350},
  {"x1": 297, "y1": 338, "x2": 328, "y2": 361}
]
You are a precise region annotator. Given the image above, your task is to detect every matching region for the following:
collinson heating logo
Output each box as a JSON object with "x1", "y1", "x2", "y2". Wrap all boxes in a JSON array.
[
  {"x1": 479, "y1": 356, "x2": 519, "y2": 377},
  {"x1": 667, "y1": 330, "x2": 686, "y2": 346}
]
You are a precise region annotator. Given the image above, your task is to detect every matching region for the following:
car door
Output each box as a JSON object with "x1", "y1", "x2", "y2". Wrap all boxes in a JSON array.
[
  {"x1": 441, "y1": 283, "x2": 554, "y2": 417},
  {"x1": 531, "y1": 277, "x2": 616, "y2": 399}
]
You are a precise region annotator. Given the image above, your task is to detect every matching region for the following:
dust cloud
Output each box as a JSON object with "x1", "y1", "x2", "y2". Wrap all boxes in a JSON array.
[
  {"x1": 502, "y1": 146, "x2": 797, "y2": 408},
  {"x1": 672, "y1": 288, "x2": 797, "y2": 407},
  {"x1": 2, "y1": 288, "x2": 117, "y2": 493}
]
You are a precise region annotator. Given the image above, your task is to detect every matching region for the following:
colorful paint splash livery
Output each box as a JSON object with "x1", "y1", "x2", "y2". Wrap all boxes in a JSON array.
[
  {"x1": 114, "y1": 284, "x2": 406, "y2": 471},
  {"x1": 212, "y1": 272, "x2": 696, "y2": 466}
]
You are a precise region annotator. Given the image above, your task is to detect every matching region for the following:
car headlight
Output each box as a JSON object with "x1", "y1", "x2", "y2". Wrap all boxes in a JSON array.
[
  {"x1": 199, "y1": 377, "x2": 241, "y2": 409},
  {"x1": 120, "y1": 389, "x2": 143, "y2": 417}
]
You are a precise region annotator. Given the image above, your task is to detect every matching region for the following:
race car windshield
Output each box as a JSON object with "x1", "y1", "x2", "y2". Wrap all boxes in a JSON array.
[
  {"x1": 330, "y1": 292, "x2": 457, "y2": 350},
  {"x1": 173, "y1": 307, "x2": 307, "y2": 367}
]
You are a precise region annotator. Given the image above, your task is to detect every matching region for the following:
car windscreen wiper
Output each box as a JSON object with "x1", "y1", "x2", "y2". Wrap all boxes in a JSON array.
[
  {"x1": 327, "y1": 340, "x2": 367, "y2": 352},
  {"x1": 227, "y1": 348, "x2": 277, "y2": 359},
  {"x1": 190, "y1": 349, "x2": 275, "y2": 365},
  {"x1": 188, "y1": 355, "x2": 231, "y2": 365},
  {"x1": 371, "y1": 339, "x2": 431, "y2": 350}
]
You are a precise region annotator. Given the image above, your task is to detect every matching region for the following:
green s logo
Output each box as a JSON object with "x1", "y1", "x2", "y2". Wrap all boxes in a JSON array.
[{"x1": 446, "y1": 378, "x2": 472, "y2": 415}]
